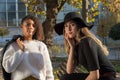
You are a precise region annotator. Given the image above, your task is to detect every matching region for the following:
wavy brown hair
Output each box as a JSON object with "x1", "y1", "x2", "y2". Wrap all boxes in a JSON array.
[{"x1": 21, "y1": 15, "x2": 44, "y2": 41}]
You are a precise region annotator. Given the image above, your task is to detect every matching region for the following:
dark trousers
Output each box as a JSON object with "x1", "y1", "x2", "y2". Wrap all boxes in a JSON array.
[
  {"x1": 60, "y1": 73, "x2": 117, "y2": 80},
  {"x1": 99, "y1": 76, "x2": 118, "y2": 80},
  {"x1": 60, "y1": 73, "x2": 89, "y2": 80}
]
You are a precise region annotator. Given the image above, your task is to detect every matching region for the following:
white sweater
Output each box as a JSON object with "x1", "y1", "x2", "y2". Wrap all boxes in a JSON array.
[{"x1": 2, "y1": 40, "x2": 54, "y2": 80}]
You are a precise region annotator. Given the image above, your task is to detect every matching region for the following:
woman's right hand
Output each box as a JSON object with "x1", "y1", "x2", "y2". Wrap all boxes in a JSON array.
[
  {"x1": 65, "y1": 33, "x2": 77, "y2": 73},
  {"x1": 65, "y1": 33, "x2": 76, "y2": 49},
  {"x1": 16, "y1": 38, "x2": 24, "y2": 51}
]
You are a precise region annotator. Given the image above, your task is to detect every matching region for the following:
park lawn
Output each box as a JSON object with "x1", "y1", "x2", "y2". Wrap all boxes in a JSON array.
[{"x1": 111, "y1": 60, "x2": 120, "y2": 73}]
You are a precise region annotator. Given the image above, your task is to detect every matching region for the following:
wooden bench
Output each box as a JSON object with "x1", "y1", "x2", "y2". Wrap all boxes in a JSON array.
[
  {"x1": 56, "y1": 60, "x2": 85, "y2": 79},
  {"x1": 56, "y1": 60, "x2": 120, "y2": 80}
]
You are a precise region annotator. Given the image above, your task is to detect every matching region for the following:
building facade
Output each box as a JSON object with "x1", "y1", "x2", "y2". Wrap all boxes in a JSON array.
[
  {"x1": 0, "y1": 0, "x2": 120, "y2": 47},
  {"x1": 0, "y1": 0, "x2": 28, "y2": 28},
  {"x1": 0, "y1": 0, "x2": 29, "y2": 41}
]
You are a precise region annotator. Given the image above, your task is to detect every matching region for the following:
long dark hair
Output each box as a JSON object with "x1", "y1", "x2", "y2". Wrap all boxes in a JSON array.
[{"x1": 21, "y1": 15, "x2": 44, "y2": 41}]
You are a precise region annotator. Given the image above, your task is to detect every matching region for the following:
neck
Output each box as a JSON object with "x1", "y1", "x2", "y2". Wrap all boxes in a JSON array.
[{"x1": 24, "y1": 36, "x2": 33, "y2": 41}]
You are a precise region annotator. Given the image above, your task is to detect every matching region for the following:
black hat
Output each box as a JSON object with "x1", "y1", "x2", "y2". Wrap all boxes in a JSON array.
[{"x1": 54, "y1": 12, "x2": 93, "y2": 35}]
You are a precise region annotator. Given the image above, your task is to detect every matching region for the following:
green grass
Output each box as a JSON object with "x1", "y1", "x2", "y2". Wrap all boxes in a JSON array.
[{"x1": 111, "y1": 60, "x2": 120, "y2": 72}]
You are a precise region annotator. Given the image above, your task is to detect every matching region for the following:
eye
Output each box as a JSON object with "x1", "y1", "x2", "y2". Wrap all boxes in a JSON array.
[
  {"x1": 26, "y1": 23, "x2": 31, "y2": 26},
  {"x1": 32, "y1": 24, "x2": 35, "y2": 28},
  {"x1": 64, "y1": 24, "x2": 68, "y2": 28},
  {"x1": 71, "y1": 23, "x2": 76, "y2": 26}
]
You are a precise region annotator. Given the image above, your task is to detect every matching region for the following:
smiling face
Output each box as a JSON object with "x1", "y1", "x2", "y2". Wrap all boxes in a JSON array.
[
  {"x1": 20, "y1": 19, "x2": 36, "y2": 40},
  {"x1": 64, "y1": 20, "x2": 78, "y2": 38}
]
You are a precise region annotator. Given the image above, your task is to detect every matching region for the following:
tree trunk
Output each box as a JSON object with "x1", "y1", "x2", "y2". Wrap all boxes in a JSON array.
[
  {"x1": 82, "y1": 0, "x2": 87, "y2": 21},
  {"x1": 42, "y1": 0, "x2": 58, "y2": 47}
]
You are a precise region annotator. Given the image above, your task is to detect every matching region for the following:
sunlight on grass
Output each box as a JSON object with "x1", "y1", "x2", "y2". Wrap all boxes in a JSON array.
[{"x1": 53, "y1": 69, "x2": 58, "y2": 80}]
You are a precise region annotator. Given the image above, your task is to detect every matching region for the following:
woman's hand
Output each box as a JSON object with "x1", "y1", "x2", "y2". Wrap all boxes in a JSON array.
[
  {"x1": 65, "y1": 33, "x2": 77, "y2": 74},
  {"x1": 85, "y1": 70, "x2": 99, "y2": 80},
  {"x1": 65, "y1": 33, "x2": 75, "y2": 49},
  {"x1": 16, "y1": 38, "x2": 24, "y2": 51}
]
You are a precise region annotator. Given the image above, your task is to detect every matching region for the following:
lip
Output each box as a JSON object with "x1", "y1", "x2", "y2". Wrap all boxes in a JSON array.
[
  {"x1": 68, "y1": 32, "x2": 72, "y2": 34},
  {"x1": 27, "y1": 29, "x2": 33, "y2": 32}
]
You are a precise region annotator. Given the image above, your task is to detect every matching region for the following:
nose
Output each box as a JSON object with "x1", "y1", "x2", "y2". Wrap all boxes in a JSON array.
[
  {"x1": 68, "y1": 25, "x2": 72, "y2": 31},
  {"x1": 29, "y1": 24, "x2": 33, "y2": 28}
]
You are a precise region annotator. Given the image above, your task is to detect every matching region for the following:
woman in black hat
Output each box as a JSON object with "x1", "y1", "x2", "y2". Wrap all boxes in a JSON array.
[{"x1": 54, "y1": 12, "x2": 116, "y2": 80}]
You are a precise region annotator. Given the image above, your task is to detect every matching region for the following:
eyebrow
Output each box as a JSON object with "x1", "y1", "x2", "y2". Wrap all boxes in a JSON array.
[{"x1": 65, "y1": 21, "x2": 75, "y2": 25}]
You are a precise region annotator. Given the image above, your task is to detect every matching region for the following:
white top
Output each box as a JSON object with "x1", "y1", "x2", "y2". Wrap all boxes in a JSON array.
[{"x1": 2, "y1": 40, "x2": 54, "y2": 80}]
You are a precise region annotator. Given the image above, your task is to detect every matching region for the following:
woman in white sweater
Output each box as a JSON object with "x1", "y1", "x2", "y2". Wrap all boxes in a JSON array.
[{"x1": 2, "y1": 15, "x2": 54, "y2": 80}]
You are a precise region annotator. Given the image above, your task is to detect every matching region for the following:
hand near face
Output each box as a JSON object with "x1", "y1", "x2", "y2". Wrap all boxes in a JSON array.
[
  {"x1": 16, "y1": 38, "x2": 24, "y2": 51},
  {"x1": 65, "y1": 33, "x2": 76, "y2": 48}
]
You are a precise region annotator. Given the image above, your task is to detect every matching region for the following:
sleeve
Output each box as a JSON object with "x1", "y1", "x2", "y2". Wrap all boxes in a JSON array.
[
  {"x1": 82, "y1": 38, "x2": 100, "y2": 71},
  {"x1": 42, "y1": 44, "x2": 54, "y2": 80},
  {"x1": 2, "y1": 43, "x2": 24, "y2": 73}
]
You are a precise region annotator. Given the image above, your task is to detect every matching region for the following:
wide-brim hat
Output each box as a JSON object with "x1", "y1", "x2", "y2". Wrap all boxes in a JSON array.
[{"x1": 54, "y1": 12, "x2": 93, "y2": 35}]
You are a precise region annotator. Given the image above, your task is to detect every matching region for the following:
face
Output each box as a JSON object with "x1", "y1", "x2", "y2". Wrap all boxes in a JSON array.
[
  {"x1": 64, "y1": 20, "x2": 78, "y2": 38},
  {"x1": 21, "y1": 19, "x2": 36, "y2": 39}
]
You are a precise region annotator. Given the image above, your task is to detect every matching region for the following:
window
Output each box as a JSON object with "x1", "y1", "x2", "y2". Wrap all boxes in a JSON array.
[
  {"x1": 7, "y1": 0, "x2": 16, "y2": 2},
  {"x1": 18, "y1": 2, "x2": 26, "y2": 12},
  {"x1": 7, "y1": 3, "x2": 16, "y2": 12},
  {"x1": 0, "y1": 3, "x2": 6, "y2": 12},
  {"x1": 8, "y1": 12, "x2": 16, "y2": 26},
  {"x1": 0, "y1": 0, "x2": 6, "y2": 2},
  {"x1": 0, "y1": 12, "x2": 6, "y2": 26}
]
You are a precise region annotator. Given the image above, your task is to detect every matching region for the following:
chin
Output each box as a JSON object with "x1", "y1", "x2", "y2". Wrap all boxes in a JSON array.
[
  {"x1": 68, "y1": 36, "x2": 74, "y2": 38},
  {"x1": 27, "y1": 34, "x2": 33, "y2": 37},
  {"x1": 29, "y1": 33, "x2": 33, "y2": 35}
]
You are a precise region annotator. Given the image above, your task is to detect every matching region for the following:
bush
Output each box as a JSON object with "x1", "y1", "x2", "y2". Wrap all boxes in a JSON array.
[{"x1": 109, "y1": 23, "x2": 120, "y2": 40}]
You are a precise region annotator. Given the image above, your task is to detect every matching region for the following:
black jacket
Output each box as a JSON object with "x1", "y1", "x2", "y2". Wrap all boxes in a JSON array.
[{"x1": 1, "y1": 35, "x2": 23, "y2": 80}]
